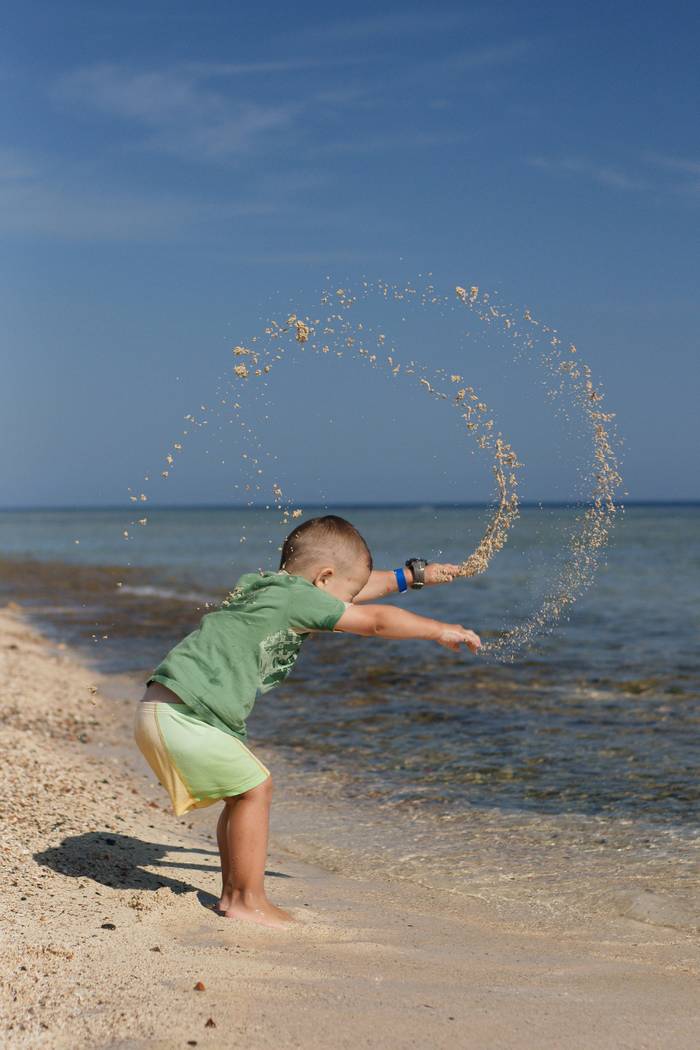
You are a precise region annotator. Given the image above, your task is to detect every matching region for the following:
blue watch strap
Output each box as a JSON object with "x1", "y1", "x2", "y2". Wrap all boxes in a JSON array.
[{"x1": 394, "y1": 567, "x2": 408, "y2": 593}]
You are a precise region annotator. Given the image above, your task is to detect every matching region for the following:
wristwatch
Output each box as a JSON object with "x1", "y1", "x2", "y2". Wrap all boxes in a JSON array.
[{"x1": 405, "y1": 558, "x2": 428, "y2": 589}]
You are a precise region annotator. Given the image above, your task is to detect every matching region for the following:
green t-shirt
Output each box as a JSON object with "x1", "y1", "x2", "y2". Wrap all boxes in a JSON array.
[{"x1": 146, "y1": 569, "x2": 349, "y2": 741}]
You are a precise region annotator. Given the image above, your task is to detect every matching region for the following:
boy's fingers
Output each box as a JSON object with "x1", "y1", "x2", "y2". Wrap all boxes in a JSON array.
[{"x1": 428, "y1": 563, "x2": 462, "y2": 583}]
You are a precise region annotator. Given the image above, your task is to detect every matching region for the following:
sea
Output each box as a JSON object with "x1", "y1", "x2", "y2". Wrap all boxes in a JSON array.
[{"x1": 2, "y1": 503, "x2": 698, "y2": 931}]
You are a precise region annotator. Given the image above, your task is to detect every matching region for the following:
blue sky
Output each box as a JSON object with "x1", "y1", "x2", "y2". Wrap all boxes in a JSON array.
[{"x1": 2, "y1": 0, "x2": 698, "y2": 507}]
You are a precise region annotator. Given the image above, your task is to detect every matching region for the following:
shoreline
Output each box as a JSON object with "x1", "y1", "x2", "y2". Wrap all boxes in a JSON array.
[{"x1": 1, "y1": 603, "x2": 699, "y2": 1048}]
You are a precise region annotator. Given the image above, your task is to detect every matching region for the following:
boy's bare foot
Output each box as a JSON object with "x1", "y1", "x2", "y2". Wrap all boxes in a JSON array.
[
  {"x1": 223, "y1": 899, "x2": 295, "y2": 928},
  {"x1": 214, "y1": 892, "x2": 296, "y2": 928}
]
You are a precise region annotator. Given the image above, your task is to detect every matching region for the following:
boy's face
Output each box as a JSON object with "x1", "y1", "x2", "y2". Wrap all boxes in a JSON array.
[{"x1": 312, "y1": 558, "x2": 371, "y2": 603}]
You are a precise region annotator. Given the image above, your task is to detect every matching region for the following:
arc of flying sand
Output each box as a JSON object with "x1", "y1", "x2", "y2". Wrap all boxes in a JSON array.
[
  {"x1": 121, "y1": 275, "x2": 619, "y2": 662},
  {"x1": 227, "y1": 293, "x2": 523, "y2": 585}
]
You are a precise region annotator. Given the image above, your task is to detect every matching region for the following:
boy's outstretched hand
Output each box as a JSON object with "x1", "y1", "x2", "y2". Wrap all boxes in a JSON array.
[
  {"x1": 436, "y1": 625, "x2": 481, "y2": 654},
  {"x1": 425, "y1": 562, "x2": 463, "y2": 585}
]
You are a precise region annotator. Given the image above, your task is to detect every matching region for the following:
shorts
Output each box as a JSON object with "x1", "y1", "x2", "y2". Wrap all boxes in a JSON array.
[{"x1": 133, "y1": 700, "x2": 270, "y2": 817}]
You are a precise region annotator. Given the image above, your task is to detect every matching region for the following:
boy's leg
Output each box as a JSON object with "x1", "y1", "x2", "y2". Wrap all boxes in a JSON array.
[
  {"x1": 217, "y1": 776, "x2": 295, "y2": 928},
  {"x1": 215, "y1": 804, "x2": 231, "y2": 899}
]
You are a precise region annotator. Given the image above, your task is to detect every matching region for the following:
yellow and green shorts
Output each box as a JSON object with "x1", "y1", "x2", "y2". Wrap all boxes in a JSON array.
[{"x1": 133, "y1": 700, "x2": 270, "y2": 817}]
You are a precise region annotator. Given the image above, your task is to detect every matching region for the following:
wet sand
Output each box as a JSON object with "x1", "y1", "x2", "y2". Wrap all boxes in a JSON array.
[{"x1": 1, "y1": 603, "x2": 698, "y2": 1049}]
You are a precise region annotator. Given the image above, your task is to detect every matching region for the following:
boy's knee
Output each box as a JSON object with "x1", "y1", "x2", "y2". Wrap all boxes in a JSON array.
[{"x1": 226, "y1": 775, "x2": 272, "y2": 804}]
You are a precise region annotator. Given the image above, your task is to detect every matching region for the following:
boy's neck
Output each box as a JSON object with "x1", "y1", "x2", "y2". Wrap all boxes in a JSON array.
[{"x1": 277, "y1": 567, "x2": 315, "y2": 585}]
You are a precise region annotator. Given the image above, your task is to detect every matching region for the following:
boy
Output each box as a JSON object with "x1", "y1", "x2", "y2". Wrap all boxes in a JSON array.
[{"x1": 133, "y1": 515, "x2": 480, "y2": 928}]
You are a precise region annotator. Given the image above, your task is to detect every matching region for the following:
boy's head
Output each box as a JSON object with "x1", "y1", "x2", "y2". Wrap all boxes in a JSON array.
[{"x1": 279, "y1": 515, "x2": 372, "y2": 602}]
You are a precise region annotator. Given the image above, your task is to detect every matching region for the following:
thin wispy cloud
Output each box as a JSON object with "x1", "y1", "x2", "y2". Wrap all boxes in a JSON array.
[
  {"x1": 292, "y1": 10, "x2": 473, "y2": 44},
  {"x1": 181, "y1": 57, "x2": 367, "y2": 77},
  {"x1": 56, "y1": 64, "x2": 301, "y2": 161},
  {"x1": 0, "y1": 149, "x2": 328, "y2": 240},
  {"x1": 646, "y1": 153, "x2": 700, "y2": 176},
  {"x1": 314, "y1": 130, "x2": 471, "y2": 156},
  {"x1": 379, "y1": 36, "x2": 537, "y2": 97},
  {"x1": 54, "y1": 31, "x2": 534, "y2": 168},
  {"x1": 443, "y1": 39, "x2": 534, "y2": 71},
  {"x1": 527, "y1": 155, "x2": 647, "y2": 191},
  {"x1": 528, "y1": 152, "x2": 700, "y2": 202},
  {"x1": 0, "y1": 180, "x2": 277, "y2": 240}
]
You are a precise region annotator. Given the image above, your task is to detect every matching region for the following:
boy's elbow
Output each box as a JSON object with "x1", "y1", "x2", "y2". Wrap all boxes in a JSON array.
[
  {"x1": 335, "y1": 604, "x2": 385, "y2": 637},
  {"x1": 370, "y1": 608, "x2": 386, "y2": 636}
]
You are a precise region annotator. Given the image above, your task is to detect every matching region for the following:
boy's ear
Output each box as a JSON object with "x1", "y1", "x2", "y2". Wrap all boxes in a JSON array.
[{"x1": 313, "y1": 566, "x2": 335, "y2": 587}]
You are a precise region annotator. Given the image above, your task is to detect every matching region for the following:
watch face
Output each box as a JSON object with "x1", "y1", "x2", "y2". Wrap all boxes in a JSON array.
[{"x1": 406, "y1": 559, "x2": 426, "y2": 587}]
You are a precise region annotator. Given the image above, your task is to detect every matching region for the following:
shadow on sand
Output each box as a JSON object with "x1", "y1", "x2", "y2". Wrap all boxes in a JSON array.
[{"x1": 35, "y1": 832, "x2": 292, "y2": 912}]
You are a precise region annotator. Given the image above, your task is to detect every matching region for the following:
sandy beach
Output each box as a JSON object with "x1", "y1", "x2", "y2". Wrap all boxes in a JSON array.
[{"x1": 1, "y1": 602, "x2": 698, "y2": 1049}]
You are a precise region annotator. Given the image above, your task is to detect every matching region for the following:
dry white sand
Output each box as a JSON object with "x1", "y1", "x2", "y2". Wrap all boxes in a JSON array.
[{"x1": 1, "y1": 604, "x2": 698, "y2": 1049}]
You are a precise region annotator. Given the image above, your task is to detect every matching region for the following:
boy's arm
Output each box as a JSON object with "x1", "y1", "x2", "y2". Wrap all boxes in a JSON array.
[
  {"x1": 352, "y1": 563, "x2": 463, "y2": 603},
  {"x1": 333, "y1": 602, "x2": 481, "y2": 653}
]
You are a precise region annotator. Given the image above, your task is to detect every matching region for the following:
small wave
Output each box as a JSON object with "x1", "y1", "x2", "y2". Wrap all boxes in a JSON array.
[
  {"x1": 117, "y1": 584, "x2": 218, "y2": 605},
  {"x1": 613, "y1": 890, "x2": 700, "y2": 934}
]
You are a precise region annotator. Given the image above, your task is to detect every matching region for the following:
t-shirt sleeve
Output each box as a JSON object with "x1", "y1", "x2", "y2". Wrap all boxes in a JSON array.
[{"x1": 288, "y1": 582, "x2": 350, "y2": 632}]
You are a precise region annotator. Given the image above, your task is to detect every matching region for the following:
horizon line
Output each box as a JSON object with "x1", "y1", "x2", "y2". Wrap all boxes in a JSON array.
[{"x1": 1, "y1": 499, "x2": 699, "y2": 512}]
